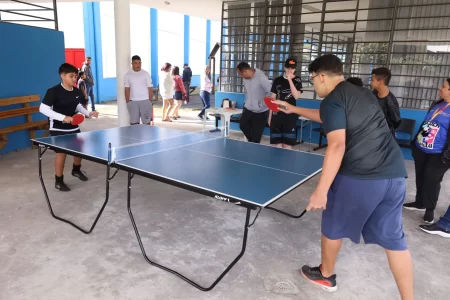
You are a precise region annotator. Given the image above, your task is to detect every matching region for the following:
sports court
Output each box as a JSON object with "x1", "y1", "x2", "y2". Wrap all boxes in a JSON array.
[{"x1": 1, "y1": 0, "x2": 450, "y2": 299}]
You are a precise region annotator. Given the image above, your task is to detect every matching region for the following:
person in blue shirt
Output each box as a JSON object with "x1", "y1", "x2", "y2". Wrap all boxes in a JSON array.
[{"x1": 403, "y1": 78, "x2": 450, "y2": 226}]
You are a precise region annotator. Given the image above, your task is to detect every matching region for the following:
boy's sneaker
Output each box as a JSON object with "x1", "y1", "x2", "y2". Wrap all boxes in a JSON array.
[
  {"x1": 301, "y1": 265, "x2": 337, "y2": 292},
  {"x1": 55, "y1": 175, "x2": 70, "y2": 192},
  {"x1": 72, "y1": 169, "x2": 88, "y2": 181},
  {"x1": 423, "y1": 209, "x2": 434, "y2": 224},
  {"x1": 403, "y1": 202, "x2": 425, "y2": 211},
  {"x1": 420, "y1": 223, "x2": 450, "y2": 238}
]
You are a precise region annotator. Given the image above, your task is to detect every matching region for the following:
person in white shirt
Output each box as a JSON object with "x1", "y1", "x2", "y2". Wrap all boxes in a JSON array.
[
  {"x1": 159, "y1": 62, "x2": 175, "y2": 122},
  {"x1": 198, "y1": 65, "x2": 213, "y2": 120},
  {"x1": 124, "y1": 55, "x2": 154, "y2": 125}
]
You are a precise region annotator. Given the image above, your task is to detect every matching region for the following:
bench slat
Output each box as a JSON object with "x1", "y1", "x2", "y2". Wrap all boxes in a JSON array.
[
  {"x1": 0, "y1": 95, "x2": 40, "y2": 106},
  {"x1": 0, "y1": 106, "x2": 39, "y2": 119},
  {"x1": 0, "y1": 120, "x2": 48, "y2": 135}
]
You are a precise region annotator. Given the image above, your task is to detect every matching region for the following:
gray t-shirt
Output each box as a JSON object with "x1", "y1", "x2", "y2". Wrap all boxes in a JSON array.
[{"x1": 320, "y1": 81, "x2": 407, "y2": 179}]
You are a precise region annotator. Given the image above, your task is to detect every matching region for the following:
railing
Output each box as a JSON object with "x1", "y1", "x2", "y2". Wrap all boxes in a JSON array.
[{"x1": 0, "y1": 0, "x2": 58, "y2": 30}]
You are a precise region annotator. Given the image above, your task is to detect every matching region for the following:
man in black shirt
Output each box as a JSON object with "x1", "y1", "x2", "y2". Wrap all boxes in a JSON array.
[
  {"x1": 371, "y1": 67, "x2": 401, "y2": 135},
  {"x1": 39, "y1": 63, "x2": 99, "y2": 191},
  {"x1": 273, "y1": 55, "x2": 413, "y2": 299},
  {"x1": 269, "y1": 58, "x2": 303, "y2": 149}
]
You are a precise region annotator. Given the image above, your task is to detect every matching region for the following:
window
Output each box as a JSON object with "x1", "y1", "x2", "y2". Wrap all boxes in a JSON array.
[{"x1": 221, "y1": 0, "x2": 450, "y2": 109}]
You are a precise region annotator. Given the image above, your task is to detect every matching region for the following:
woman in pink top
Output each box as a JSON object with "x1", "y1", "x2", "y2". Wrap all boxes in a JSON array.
[{"x1": 171, "y1": 66, "x2": 186, "y2": 120}]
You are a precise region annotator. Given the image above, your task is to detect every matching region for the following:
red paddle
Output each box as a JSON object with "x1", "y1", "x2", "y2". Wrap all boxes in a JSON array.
[
  {"x1": 71, "y1": 114, "x2": 85, "y2": 125},
  {"x1": 264, "y1": 97, "x2": 279, "y2": 112}
]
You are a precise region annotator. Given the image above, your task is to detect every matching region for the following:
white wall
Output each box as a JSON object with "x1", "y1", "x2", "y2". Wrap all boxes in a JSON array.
[
  {"x1": 157, "y1": 9, "x2": 184, "y2": 71},
  {"x1": 99, "y1": 2, "x2": 151, "y2": 78},
  {"x1": 189, "y1": 16, "x2": 207, "y2": 75}
]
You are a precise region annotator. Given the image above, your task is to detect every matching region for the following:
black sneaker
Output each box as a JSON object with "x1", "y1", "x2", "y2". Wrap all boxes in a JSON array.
[
  {"x1": 420, "y1": 223, "x2": 450, "y2": 238},
  {"x1": 423, "y1": 209, "x2": 434, "y2": 224},
  {"x1": 55, "y1": 180, "x2": 70, "y2": 192},
  {"x1": 197, "y1": 115, "x2": 204, "y2": 121},
  {"x1": 72, "y1": 169, "x2": 89, "y2": 181},
  {"x1": 301, "y1": 265, "x2": 337, "y2": 292},
  {"x1": 403, "y1": 202, "x2": 425, "y2": 211}
]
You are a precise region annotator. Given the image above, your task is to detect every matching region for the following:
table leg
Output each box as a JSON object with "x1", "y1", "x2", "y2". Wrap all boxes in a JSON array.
[
  {"x1": 126, "y1": 172, "x2": 252, "y2": 292},
  {"x1": 37, "y1": 146, "x2": 116, "y2": 234},
  {"x1": 224, "y1": 114, "x2": 231, "y2": 138}
]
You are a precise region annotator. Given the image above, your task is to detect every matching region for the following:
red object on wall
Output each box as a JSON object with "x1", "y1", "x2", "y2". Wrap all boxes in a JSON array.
[{"x1": 65, "y1": 48, "x2": 85, "y2": 70}]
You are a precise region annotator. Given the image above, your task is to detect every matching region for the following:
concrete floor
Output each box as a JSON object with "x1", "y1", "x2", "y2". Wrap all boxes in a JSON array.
[{"x1": 1, "y1": 101, "x2": 449, "y2": 300}]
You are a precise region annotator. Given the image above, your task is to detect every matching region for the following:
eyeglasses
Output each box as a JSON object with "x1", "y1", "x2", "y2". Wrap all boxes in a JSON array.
[{"x1": 309, "y1": 74, "x2": 319, "y2": 84}]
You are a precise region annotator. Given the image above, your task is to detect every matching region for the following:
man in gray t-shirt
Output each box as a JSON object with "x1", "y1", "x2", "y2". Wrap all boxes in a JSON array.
[{"x1": 236, "y1": 62, "x2": 272, "y2": 143}]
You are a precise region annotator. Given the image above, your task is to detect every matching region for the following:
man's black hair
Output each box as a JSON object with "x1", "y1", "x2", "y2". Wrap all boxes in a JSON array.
[
  {"x1": 132, "y1": 55, "x2": 141, "y2": 61},
  {"x1": 308, "y1": 54, "x2": 343, "y2": 76},
  {"x1": 59, "y1": 63, "x2": 78, "y2": 75},
  {"x1": 86, "y1": 56, "x2": 91, "y2": 60},
  {"x1": 346, "y1": 77, "x2": 364, "y2": 87},
  {"x1": 236, "y1": 62, "x2": 251, "y2": 71},
  {"x1": 371, "y1": 67, "x2": 391, "y2": 85}
]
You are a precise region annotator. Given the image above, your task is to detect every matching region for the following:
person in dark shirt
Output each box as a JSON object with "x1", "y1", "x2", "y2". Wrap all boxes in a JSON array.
[
  {"x1": 269, "y1": 57, "x2": 303, "y2": 149},
  {"x1": 346, "y1": 76, "x2": 364, "y2": 87},
  {"x1": 273, "y1": 55, "x2": 413, "y2": 299},
  {"x1": 371, "y1": 67, "x2": 401, "y2": 135},
  {"x1": 77, "y1": 71, "x2": 88, "y2": 109},
  {"x1": 39, "y1": 63, "x2": 99, "y2": 192},
  {"x1": 182, "y1": 64, "x2": 192, "y2": 103}
]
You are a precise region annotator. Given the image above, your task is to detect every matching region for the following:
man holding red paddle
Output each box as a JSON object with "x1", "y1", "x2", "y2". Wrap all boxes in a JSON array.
[{"x1": 39, "y1": 63, "x2": 99, "y2": 192}]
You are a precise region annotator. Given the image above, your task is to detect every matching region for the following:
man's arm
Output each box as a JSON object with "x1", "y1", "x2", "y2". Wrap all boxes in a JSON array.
[
  {"x1": 125, "y1": 88, "x2": 131, "y2": 103},
  {"x1": 315, "y1": 129, "x2": 346, "y2": 193},
  {"x1": 307, "y1": 98, "x2": 347, "y2": 210},
  {"x1": 287, "y1": 76, "x2": 302, "y2": 99},
  {"x1": 386, "y1": 94, "x2": 401, "y2": 129},
  {"x1": 262, "y1": 75, "x2": 273, "y2": 96},
  {"x1": 148, "y1": 87, "x2": 153, "y2": 101}
]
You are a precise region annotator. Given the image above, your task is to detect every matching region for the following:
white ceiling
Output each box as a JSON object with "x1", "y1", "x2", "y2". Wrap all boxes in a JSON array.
[{"x1": 12, "y1": 0, "x2": 227, "y2": 21}]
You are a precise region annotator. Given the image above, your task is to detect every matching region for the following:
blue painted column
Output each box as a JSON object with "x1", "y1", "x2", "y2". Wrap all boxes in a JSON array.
[
  {"x1": 150, "y1": 8, "x2": 159, "y2": 86},
  {"x1": 205, "y1": 20, "x2": 211, "y2": 64},
  {"x1": 184, "y1": 15, "x2": 190, "y2": 65},
  {"x1": 82, "y1": 2, "x2": 101, "y2": 103}
]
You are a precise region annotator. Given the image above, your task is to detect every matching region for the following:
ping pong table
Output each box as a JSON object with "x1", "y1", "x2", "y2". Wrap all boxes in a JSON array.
[{"x1": 31, "y1": 125, "x2": 324, "y2": 291}]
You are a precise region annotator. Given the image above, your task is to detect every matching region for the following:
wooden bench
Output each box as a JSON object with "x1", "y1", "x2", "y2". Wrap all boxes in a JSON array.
[{"x1": 0, "y1": 95, "x2": 49, "y2": 150}]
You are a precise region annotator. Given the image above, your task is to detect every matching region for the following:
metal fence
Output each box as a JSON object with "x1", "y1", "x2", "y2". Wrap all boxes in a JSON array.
[
  {"x1": 220, "y1": 0, "x2": 450, "y2": 109},
  {"x1": 0, "y1": 0, "x2": 58, "y2": 30}
]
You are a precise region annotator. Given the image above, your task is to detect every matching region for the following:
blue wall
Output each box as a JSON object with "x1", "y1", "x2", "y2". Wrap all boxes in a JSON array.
[
  {"x1": 82, "y1": 4, "x2": 213, "y2": 101},
  {"x1": 0, "y1": 22, "x2": 65, "y2": 154},
  {"x1": 215, "y1": 91, "x2": 427, "y2": 160}
]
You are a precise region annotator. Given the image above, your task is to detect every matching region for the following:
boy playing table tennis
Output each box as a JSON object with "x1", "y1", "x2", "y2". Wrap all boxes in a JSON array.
[
  {"x1": 269, "y1": 58, "x2": 303, "y2": 149},
  {"x1": 39, "y1": 63, "x2": 99, "y2": 191},
  {"x1": 273, "y1": 55, "x2": 413, "y2": 299}
]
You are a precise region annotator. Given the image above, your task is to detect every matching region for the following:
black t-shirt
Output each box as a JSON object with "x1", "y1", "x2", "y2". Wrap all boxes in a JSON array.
[
  {"x1": 271, "y1": 76, "x2": 303, "y2": 105},
  {"x1": 42, "y1": 83, "x2": 84, "y2": 131},
  {"x1": 320, "y1": 81, "x2": 407, "y2": 179},
  {"x1": 373, "y1": 90, "x2": 401, "y2": 132}
]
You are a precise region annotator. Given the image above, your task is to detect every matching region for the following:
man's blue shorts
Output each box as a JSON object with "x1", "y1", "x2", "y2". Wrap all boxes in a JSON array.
[{"x1": 322, "y1": 174, "x2": 407, "y2": 251}]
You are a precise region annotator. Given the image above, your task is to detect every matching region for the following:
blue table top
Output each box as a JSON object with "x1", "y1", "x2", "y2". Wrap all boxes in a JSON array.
[{"x1": 32, "y1": 125, "x2": 324, "y2": 207}]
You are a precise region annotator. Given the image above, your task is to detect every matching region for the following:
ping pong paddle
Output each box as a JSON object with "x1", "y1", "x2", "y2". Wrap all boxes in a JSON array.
[
  {"x1": 264, "y1": 97, "x2": 288, "y2": 112},
  {"x1": 264, "y1": 97, "x2": 279, "y2": 112},
  {"x1": 71, "y1": 114, "x2": 85, "y2": 125}
]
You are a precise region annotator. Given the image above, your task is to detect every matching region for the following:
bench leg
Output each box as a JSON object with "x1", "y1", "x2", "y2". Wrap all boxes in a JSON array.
[
  {"x1": 37, "y1": 146, "x2": 116, "y2": 234},
  {"x1": 127, "y1": 172, "x2": 252, "y2": 291}
]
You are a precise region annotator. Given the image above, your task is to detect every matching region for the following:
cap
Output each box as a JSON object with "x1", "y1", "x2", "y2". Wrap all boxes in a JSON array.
[{"x1": 285, "y1": 58, "x2": 297, "y2": 69}]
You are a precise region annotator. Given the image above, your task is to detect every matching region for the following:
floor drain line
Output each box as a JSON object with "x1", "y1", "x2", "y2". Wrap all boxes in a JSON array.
[{"x1": 275, "y1": 281, "x2": 292, "y2": 291}]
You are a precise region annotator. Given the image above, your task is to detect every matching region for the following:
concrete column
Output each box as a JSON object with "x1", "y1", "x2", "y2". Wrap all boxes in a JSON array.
[{"x1": 114, "y1": 0, "x2": 131, "y2": 126}]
